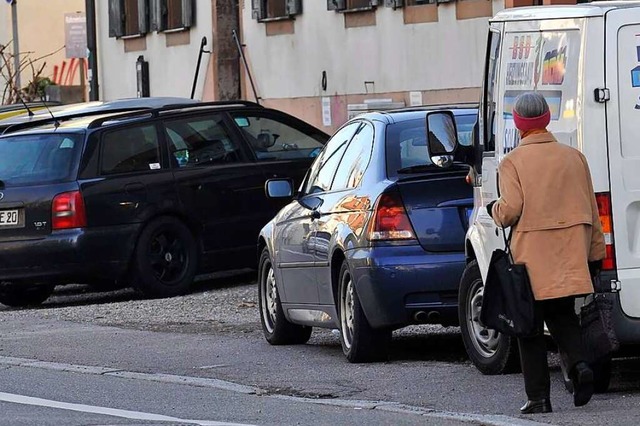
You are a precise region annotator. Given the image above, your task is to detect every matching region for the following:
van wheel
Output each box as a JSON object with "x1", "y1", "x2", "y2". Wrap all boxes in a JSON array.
[
  {"x1": 338, "y1": 261, "x2": 391, "y2": 363},
  {"x1": 258, "y1": 247, "x2": 312, "y2": 345},
  {"x1": 459, "y1": 260, "x2": 520, "y2": 374},
  {"x1": 0, "y1": 284, "x2": 55, "y2": 307},
  {"x1": 132, "y1": 217, "x2": 197, "y2": 298}
]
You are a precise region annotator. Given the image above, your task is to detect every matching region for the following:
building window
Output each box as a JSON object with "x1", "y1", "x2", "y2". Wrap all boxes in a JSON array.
[
  {"x1": 383, "y1": 0, "x2": 439, "y2": 7},
  {"x1": 327, "y1": 0, "x2": 378, "y2": 12},
  {"x1": 151, "y1": 0, "x2": 195, "y2": 32},
  {"x1": 252, "y1": 0, "x2": 303, "y2": 21},
  {"x1": 109, "y1": 0, "x2": 149, "y2": 38}
]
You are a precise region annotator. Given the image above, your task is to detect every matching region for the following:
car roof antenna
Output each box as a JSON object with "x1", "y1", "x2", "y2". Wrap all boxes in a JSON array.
[
  {"x1": 40, "y1": 96, "x2": 60, "y2": 128},
  {"x1": 17, "y1": 97, "x2": 35, "y2": 117}
]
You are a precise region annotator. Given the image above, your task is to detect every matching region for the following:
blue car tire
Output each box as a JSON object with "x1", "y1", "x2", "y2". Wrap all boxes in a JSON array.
[
  {"x1": 258, "y1": 247, "x2": 312, "y2": 345},
  {"x1": 338, "y1": 260, "x2": 391, "y2": 363}
]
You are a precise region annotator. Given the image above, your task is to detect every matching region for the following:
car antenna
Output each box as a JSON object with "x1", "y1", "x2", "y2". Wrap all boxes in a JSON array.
[
  {"x1": 40, "y1": 96, "x2": 60, "y2": 128},
  {"x1": 17, "y1": 97, "x2": 35, "y2": 116}
]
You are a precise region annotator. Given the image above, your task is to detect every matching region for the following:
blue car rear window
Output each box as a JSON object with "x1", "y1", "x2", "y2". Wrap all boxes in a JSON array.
[{"x1": 385, "y1": 114, "x2": 475, "y2": 177}]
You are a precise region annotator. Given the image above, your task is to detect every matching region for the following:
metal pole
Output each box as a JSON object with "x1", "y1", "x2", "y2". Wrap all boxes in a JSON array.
[
  {"x1": 232, "y1": 29, "x2": 259, "y2": 105},
  {"x1": 85, "y1": 0, "x2": 99, "y2": 100},
  {"x1": 11, "y1": 0, "x2": 21, "y2": 93},
  {"x1": 190, "y1": 37, "x2": 209, "y2": 99}
]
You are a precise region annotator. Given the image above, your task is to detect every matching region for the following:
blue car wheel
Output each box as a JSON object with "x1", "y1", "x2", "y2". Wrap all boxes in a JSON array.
[
  {"x1": 338, "y1": 260, "x2": 391, "y2": 363},
  {"x1": 258, "y1": 247, "x2": 312, "y2": 345}
]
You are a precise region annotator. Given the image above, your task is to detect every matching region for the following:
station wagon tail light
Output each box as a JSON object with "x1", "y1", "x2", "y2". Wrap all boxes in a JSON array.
[
  {"x1": 52, "y1": 191, "x2": 87, "y2": 230},
  {"x1": 368, "y1": 192, "x2": 416, "y2": 241},
  {"x1": 596, "y1": 192, "x2": 616, "y2": 271}
]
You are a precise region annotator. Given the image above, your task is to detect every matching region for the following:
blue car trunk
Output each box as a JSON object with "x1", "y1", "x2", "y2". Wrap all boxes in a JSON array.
[{"x1": 396, "y1": 170, "x2": 473, "y2": 252}]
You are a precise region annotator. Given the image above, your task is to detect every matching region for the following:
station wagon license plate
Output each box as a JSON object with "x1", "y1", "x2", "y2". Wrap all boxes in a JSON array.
[{"x1": 0, "y1": 209, "x2": 20, "y2": 226}]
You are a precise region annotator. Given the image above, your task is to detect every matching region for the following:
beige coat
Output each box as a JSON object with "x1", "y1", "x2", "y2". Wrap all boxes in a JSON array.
[{"x1": 492, "y1": 131, "x2": 606, "y2": 300}]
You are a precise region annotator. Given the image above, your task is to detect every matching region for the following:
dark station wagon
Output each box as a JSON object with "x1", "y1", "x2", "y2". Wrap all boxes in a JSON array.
[{"x1": 0, "y1": 101, "x2": 328, "y2": 307}]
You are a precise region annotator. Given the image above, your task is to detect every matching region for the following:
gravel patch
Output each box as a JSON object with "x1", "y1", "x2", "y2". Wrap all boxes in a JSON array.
[{"x1": 0, "y1": 269, "x2": 465, "y2": 356}]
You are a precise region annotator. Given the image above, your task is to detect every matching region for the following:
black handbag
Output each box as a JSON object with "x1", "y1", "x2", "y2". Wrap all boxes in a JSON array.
[
  {"x1": 581, "y1": 275, "x2": 620, "y2": 363},
  {"x1": 480, "y1": 228, "x2": 538, "y2": 338}
]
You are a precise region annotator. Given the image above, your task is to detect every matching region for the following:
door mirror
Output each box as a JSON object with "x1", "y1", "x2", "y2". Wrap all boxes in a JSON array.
[
  {"x1": 425, "y1": 111, "x2": 459, "y2": 168},
  {"x1": 265, "y1": 179, "x2": 293, "y2": 198},
  {"x1": 299, "y1": 195, "x2": 323, "y2": 211}
]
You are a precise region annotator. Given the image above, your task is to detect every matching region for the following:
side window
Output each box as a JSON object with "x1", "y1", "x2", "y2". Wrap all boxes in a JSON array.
[
  {"x1": 332, "y1": 123, "x2": 374, "y2": 191},
  {"x1": 483, "y1": 30, "x2": 501, "y2": 153},
  {"x1": 164, "y1": 114, "x2": 244, "y2": 168},
  {"x1": 101, "y1": 124, "x2": 161, "y2": 175},
  {"x1": 303, "y1": 123, "x2": 360, "y2": 195},
  {"x1": 231, "y1": 112, "x2": 325, "y2": 161}
]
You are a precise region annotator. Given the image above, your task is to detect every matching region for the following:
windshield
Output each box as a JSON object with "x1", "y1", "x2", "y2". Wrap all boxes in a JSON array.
[
  {"x1": 385, "y1": 113, "x2": 476, "y2": 177},
  {"x1": 0, "y1": 133, "x2": 82, "y2": 187}
]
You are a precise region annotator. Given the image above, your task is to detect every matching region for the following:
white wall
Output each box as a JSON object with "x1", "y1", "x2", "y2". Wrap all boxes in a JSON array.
[
  {"x1": 241, "y1": 1, "x2": 504, "y2": 100},
  {"x1": 96, "y1": 0, "x2": 213, "y2": 100}
]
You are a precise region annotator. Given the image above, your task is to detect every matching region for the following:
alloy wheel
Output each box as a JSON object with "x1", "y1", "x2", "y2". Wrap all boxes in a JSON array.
[
  {"x1": 147, "y1": 229, "x2": 188, "y2": 285},
  {"x1": 261, "y1": 263, "x2": 278, "y2": 334},
  {"x1": 341, "y1": 273, "x2": 355, "y2": 350}
]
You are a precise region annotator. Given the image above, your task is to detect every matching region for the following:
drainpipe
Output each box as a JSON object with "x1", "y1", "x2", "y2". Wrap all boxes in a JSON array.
[{"x1": 85, "y1": 0, "x2": 99, "y2": 100}]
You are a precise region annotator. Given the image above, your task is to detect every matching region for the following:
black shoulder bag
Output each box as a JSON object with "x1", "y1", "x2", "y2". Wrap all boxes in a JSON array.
[
  {"x1": 580, "y1": 274, "x2": 620, "y2": 363},
  {"x1": 480, "y1": 228, "x2": 539, "y2": 338}
]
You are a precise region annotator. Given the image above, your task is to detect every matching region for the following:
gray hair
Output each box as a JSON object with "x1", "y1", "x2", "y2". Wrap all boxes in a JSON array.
[{"x1": 514, "y1": 92, "x2": 549, "y2": 118}]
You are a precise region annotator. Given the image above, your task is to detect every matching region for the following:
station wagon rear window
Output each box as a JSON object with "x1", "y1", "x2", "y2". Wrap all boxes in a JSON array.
[{"x1": 0, "y1": 133, "x2": 81, "y2": 186}]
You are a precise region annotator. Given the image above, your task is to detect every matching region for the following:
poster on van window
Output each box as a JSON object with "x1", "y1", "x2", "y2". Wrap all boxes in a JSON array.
[{"x1": 500, "y1": 30, "x2": 581, "y2": 155}]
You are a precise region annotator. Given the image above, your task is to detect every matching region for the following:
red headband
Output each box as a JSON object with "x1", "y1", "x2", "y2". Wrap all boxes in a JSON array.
[{"x1": 512, "y1": 109, "x2": 551, "y2": 132}]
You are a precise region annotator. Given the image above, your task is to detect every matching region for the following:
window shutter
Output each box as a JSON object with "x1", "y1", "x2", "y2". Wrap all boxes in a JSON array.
[
  {"x1": 108, "y1": 0, "x2": 124, "y2": 38},
  {"x1": 327, "y1": 0, "x2": 346, "y2": 11},
  {"x1": 137, "y1": 0, "x2": 149, "y2": 33},
  {"x1": 286, "y1": 0, "x2": 303, "y2": 15},
  {"x1": 384, "y1": 0, "x2": 404, "y2": 7},
  {"x1": 252, "y1": 0, "x2": 265, "y2": 19},
  {"x1": 181, "y1": 0, "x2": 195, "y2": 28},
  {"x1": 149, "y1": 0, "x2": 164, "y2": 31}
]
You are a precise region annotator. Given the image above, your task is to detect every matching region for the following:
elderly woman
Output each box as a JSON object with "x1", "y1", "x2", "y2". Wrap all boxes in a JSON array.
[{"x1": 486, "y1": 92, "x2": 606, "y2": 414}]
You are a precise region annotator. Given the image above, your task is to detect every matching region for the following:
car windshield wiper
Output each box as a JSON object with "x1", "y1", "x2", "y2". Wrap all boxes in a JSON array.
[{"x1": 396, "y1": 164, "x2": 438, "y2": 174}]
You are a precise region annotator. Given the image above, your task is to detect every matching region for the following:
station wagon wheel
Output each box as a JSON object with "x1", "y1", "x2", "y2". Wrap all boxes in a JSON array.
[
  {"x1": 258, "y1": 247, "x2": 312, "y2": 345},
  {"x1": 133, "y1": 217, "x2": 197, "y2": 298},
  {"x1": 458, "y1": 260, "x2": 520, "y2": 374},
  {"x1": 338, "y1": 260, "x2": 391, "y2": 363}
]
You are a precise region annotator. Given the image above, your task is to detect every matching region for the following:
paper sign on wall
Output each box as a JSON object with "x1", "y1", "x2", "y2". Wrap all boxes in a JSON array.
[{"x1": 322, "y1": 97, "x2": 332, "y2": 127}]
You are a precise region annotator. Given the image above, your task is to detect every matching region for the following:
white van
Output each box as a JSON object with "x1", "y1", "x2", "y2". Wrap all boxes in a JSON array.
[{"x1": 440, "y1": 1, "x2": 640, "y2": 390}]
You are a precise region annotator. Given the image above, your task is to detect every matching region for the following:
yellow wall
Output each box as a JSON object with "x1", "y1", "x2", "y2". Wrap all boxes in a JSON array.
[{"x1": 1, "y1": 0, "x2": 85, "y2": 88}]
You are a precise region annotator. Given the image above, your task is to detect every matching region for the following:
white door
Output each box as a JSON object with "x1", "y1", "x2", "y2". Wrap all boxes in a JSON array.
[{"x1": 605, "y1": 8, "x2": 640, "y2": 318}]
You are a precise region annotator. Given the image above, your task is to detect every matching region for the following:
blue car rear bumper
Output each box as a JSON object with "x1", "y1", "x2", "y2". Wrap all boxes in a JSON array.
[{"x1": 348, "y1": 244, "x2": 465, "y2": 329}]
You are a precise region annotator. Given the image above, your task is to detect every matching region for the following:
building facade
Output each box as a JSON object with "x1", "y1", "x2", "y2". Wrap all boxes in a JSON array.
[
  {"x1": 96, "y1": 0, "x2": 578, "y2": 131},
  {"x1": 0, "y1": 0, "x2": 86, "y2": 103}
]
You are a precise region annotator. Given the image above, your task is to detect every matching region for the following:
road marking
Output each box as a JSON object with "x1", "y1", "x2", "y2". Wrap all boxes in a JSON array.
[
  {"x1": 0, "y1": 392, "x2": 254, "y2": 426},
  {"x1": 0, "y1": 355, "x2": 548, "y2": 426}
]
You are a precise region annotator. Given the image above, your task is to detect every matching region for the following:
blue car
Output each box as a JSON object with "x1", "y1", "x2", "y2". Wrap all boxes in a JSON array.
[{"x1": 257, "y1": 106, "x2": 476, "y2": 362}]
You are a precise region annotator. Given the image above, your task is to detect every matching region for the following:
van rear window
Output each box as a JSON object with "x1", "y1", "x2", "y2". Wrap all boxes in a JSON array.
[{"x1": 0, "y1": 133, "x2": 81, "y2": 187}]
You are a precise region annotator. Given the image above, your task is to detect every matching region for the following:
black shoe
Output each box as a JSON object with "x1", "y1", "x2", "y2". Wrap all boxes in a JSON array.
[
  {"x1": 520, "y1": 398, "x2": 553, "y2": 414},
  {"x1": 571, "y1": 361, "x2": 594, "y2": 407}
]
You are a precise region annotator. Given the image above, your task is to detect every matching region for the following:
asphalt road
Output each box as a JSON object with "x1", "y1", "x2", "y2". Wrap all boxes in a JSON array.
[{"x1": 1, "y1": 274, "x2": 640, "y2": 425}]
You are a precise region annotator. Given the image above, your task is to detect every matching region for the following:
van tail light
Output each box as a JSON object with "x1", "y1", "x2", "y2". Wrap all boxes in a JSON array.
[
  {"x1": 368, "y1": 191, "x2": 416, "y2": 241},
  {"x1": 596, "y1": 192, "x2": 616, "y2": 271},
  {"x1": 52, "y1": 191, "x2": 87, "y2": 230}
]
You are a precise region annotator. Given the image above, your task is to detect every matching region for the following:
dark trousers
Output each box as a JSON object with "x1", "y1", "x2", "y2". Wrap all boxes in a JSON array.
[{"x1": 517, "y1": 296, "x2": 584, "y2": 400}]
